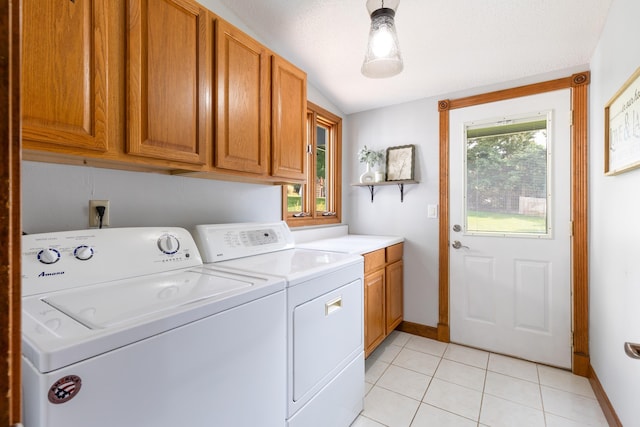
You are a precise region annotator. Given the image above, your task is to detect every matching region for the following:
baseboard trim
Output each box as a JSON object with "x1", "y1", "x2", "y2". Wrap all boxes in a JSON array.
[
  {"x1": 397, "y1": 321, "x2": 438, "y2": 340},
  {"x1": 573, "y1": 352, "x2": 590, "y2": 377},
  {"x1": 589, "y1": 364, "x2": 623, "y2": 427}
]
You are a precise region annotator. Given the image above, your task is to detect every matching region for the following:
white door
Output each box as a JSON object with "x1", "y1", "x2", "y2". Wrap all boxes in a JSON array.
[{"x1": 449, "y1": 89, "x2": 572, "y2": 368}]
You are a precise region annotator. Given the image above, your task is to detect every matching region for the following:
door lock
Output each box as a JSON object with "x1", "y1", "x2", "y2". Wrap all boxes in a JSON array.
[
  {"x1": 452, "y1": 240, "x2": 469, "y2": 250},
  {"x1": 452, "y1": 224, "x2": 462, "y2": 232},
  {"x1": 625, "y1": 342, "x2": 640, "y2": 359}
]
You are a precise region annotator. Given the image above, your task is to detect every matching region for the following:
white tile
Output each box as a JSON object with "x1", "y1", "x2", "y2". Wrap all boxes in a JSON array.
[
  {"x1": 393, "y1": 348, "x2": 442, "y2": 376},
  {"x1": 364, "y1": 381, "x2": 374, "y2": 395},
  {"x1": 404, "y1": 335, "x2": 448, "y2": 357},
  {"x1": 423, "y1": 378, "x2": 482, "y2": 421},
  {"x1": 541, "y1": 386, "x2": 608, "y2": 426},
  {"x1": 377, "y1": 364, "x2": 432, "y2": 400},
  {"x1": 545, "y1": 412, "x2": 609, "y2": 427},
  {"x1": 538, "y1": 365, "x2": 596, "y2": 398},
  {"x1": 370, "y1": 341, "x2": 403, "y2": 364},
  {"x1": 444, "y1": 343, "x2": 489, "y2": 368},
  {"x1": 434, "y1": 359, "x2": 486, "y2": 391},
  {"x1": 387, "y1": 330, "x2": 412, "y2": 347},
  {"x1": 363, "y1": 386, "x2": 420, "y2": 427},
  {"x1": 365, "y1": 357, "x2": 389, "y2": 384},
  {"x1": 484, "y1": 371, "x2": 542, "y2": 410},
  {"x1": 488, "y1": 353, "x2": 539, "y2": 383},
  {"x1": 411, "y1": 404, "x2": 477, "y2": 427},
  {"x1": 350, "y1": 415, "x2": 387, "y2": 427},
  {"x1": 480, "y1": 394, "x2": 546, "y2": 427}
]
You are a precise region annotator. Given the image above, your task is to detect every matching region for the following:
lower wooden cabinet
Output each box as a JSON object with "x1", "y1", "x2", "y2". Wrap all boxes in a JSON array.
[
  {"x1": 364, "y1": 268, "x2": 386, "y2": 356},
  {"x1": 364, "y1": 243, "x2": 404, "y2": 357}
]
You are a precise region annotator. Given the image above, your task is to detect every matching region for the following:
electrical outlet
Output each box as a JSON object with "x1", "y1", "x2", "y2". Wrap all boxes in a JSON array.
[{"x1": 89, "y1": 200, "x2": 110, "y2": 227}]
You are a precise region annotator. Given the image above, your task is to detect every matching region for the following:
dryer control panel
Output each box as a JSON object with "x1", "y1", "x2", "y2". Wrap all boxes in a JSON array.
[
  {"x1": 193, "y1": 221, "x2": 295, "y2": 263},
  {"x1": 22, "y1": 227, "x2": 203, "y2": 296}
]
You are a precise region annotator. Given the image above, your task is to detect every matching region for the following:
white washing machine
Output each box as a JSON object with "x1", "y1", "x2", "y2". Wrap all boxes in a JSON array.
[
  {"x1": 22, "y1": 227, "x2": 286, "y2": 427},
  {"x1": 192, "y1": 222, "x2": 365, "y2": 427}
]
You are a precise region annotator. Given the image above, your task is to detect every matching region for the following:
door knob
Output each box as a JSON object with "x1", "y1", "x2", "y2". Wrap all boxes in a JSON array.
[
  {"x1": 625, "y1": 342, "x2": 640, "y2": 359},
  {"x1": 452, "y1": 240, "x2": 469, "y2": 250}
]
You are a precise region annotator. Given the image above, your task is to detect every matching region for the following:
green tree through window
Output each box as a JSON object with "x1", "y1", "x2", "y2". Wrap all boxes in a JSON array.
[{"x1": 466, "y1": 117, "x2": 549, "y2": 234}]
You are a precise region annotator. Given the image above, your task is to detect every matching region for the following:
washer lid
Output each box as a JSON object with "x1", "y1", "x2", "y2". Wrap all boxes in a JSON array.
[
  {"x1": 43, "y1": 270, "x2": 253, "y2": 329},
  {"x1": 23, "y1": 267, "x2": 285, "y2": 373}
]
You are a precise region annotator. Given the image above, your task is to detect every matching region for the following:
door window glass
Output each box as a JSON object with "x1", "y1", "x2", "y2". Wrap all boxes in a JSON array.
[{"x1": 465, "y1": 113, "x2": 552, "y2": 236}]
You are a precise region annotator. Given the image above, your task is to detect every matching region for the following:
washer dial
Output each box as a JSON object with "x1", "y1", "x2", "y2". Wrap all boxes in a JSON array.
[
  {"x1": 74, "y1": 245, "x2": 94, "y2": 261},
  {"x1": 157, "y1": 234, "x2": 180, "y2": 255},
  {"x1": 38, "y1": 248, "x2": 61, "y2": 264}
]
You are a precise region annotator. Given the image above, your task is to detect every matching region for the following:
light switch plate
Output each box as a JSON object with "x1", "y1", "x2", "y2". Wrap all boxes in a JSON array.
[{"x1": 427, "y1": 204, "x2": 438, "y2": 219}]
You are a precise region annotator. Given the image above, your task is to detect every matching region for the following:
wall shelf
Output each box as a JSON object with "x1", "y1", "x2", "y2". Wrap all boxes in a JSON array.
[{"x1": 352, "y1": 180, "x2": 418, "y2": 203}]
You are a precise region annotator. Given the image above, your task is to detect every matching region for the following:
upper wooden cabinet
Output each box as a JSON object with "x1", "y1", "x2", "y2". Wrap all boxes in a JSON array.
[
  {"x1": 22, "y1": 0, "x2": 308, "y2": 182},
  {"x1": 271, "y1": 56, "x2": 307, "y2": 181},
  {"x1": 127, "y1": 0, "x2": 209, "y2": 166},
  {"x1": 22, "y1": 0, "x2": 118, "y2": 153},
  {"x1": 213, "y1": 19, "x2": 270, "y2": 175}
]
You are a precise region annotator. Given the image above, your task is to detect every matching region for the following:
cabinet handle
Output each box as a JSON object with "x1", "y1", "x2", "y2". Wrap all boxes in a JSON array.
[{"x1": 325, "y1": 296, "x2": 342, "y2": 316}]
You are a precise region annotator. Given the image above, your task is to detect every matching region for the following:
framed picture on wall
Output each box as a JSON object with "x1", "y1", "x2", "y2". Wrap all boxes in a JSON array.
[
  {"x1": 604, "y1": 66, "x2": 640, "y2": 175},
  {"x1": 386, "y1": 144, "x2": 415, "y2": 181}
]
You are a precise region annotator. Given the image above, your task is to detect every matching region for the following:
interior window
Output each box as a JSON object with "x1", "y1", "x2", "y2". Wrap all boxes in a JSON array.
[
  {"x1": 283, "y1": 102, "x2": 342, "y2": 227},
  {"x1": 464, "y1": 113, "x2": 552, "y2": 236}
]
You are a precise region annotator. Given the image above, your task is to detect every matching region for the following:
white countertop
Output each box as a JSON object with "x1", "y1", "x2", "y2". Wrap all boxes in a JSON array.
[{"x1": 297, "y1": 234, "x2": 404, "y2": 255}]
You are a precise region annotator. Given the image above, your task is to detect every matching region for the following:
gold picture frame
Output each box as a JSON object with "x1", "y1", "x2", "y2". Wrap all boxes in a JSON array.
[
  {"x1": 385, "y1": 144, "x2": 415, "y2": 181},
  {"x1": 604, "y1": 66, "x2": 640, "y2": 175}
]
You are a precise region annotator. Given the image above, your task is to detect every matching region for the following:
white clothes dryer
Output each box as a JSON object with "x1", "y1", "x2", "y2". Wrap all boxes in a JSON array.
[{"x1": 192, "y1": 222, "x2": 365, "y2": 427}]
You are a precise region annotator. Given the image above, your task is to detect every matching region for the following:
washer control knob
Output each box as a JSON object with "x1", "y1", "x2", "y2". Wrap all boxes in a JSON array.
[
  {"x1": 74, "y1": 245, "x2": 94, "y2": 261},
  {"x1": 157, "y1": 234, "x2": 180, "y2": 255},
  {"x1": 38, "y1": 248, "x2": 61, "y2": 264}
]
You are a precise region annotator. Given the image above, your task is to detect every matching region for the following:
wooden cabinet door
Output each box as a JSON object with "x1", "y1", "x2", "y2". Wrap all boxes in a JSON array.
[
  {"x1": 364, "y1": 269, "x2": 386, "y2": 357},
  {"x1": 271, "y1": 55, "x2": 307, "y2": 181},
  {"x1": 22, "y1": 0, "x2": 116, "y2": 153},
  {"x1": 386, "y1": 260, "x2": 404, "y2": 334},
  {"x1": 127, "y1": 0, "x2": 208, "y2": 165},
  {"x1": 214, "y1": 19, "x2": 269, "y2": 175}
]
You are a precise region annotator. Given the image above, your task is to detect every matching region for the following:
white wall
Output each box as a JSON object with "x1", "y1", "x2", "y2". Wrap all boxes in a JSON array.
[
  {"x1": 345, "y1": 99, "x2": 441, "y2": 326},
  {"x1": 21, "y1": 162, "x2": 282, "y2": 234},
  {"x1": 588, "y1": 0, "x2": 640, "y2": 424}
]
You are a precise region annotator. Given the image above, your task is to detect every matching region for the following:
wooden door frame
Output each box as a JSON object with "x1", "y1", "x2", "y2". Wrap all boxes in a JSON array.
[
  {"x1": 437, "y1": 72, "x2": 590, "y2": 376},
  {"x1": 1, "y1": 0, "x2": 22, "y2": 423}
]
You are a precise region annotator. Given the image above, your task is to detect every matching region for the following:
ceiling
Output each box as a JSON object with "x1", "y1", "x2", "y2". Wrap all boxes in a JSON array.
[{"x1": 217, "y1": 0, "x2": 612, "y2": 114}]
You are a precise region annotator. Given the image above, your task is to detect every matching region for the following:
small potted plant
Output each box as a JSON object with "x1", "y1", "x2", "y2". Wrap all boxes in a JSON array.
[{"x1": 358, "y1": 145, "x2": 385, "y2": 183}]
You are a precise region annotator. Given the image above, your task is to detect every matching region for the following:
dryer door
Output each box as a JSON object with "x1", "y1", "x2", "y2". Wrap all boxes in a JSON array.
[{"x1": 292, "y1": 278, "x2": 362, "y2": 401}]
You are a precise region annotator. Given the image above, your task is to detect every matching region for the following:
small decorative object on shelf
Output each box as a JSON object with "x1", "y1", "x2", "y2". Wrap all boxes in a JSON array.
[
  {"x1": 386, "y1": 144, "x2": 415, "y2": 181},
  {"x1": 358, "y1": 145, "x2": 385, "y2": 183}
]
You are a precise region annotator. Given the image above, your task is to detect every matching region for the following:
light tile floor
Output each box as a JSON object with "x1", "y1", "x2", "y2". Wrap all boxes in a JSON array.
[{"x1": 352, "y1": 331, "x2": 609, "y2": 427}]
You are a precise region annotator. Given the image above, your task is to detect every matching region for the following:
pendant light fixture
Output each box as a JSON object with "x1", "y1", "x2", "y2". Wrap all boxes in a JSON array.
[{"x1": 361, "y1": 0, "x2": 403, "y2": 78}]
